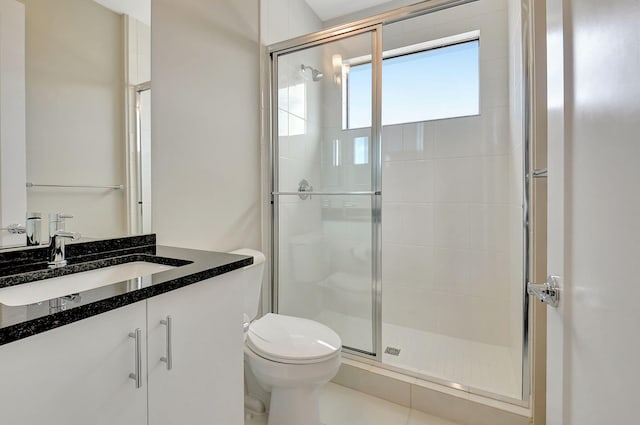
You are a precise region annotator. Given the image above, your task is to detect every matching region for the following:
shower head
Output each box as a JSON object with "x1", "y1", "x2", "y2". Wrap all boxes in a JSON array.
[
  {"x1": 311, "y1": 68, "x2": 324, "y2": 81},
  {"x1": 300, "y1": 64, "x2": 324, "y2": 82}
]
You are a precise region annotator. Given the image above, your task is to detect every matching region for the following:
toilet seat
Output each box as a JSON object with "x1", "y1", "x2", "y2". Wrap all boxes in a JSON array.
[{"x1": 247, "y1": 313, "x2": 341, "y2": 365}]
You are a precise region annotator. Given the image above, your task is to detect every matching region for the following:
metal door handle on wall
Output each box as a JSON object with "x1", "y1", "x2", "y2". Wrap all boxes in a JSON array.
[{"x1": 527, "y1": 275, "x2": 560, "y2": 307}]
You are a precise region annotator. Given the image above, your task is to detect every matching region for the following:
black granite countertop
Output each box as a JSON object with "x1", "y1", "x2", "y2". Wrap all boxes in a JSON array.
[{"x1": 0, "y1": 235, "x2": 252, "y2": 346}]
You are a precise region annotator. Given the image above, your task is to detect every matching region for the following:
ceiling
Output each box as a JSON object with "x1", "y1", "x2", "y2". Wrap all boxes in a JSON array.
[
  {"x1": 92, "y1": 0, "x2": 150, "y2": 26},
  {"x1": 304, "y1": 0, "x2": 394, "y2": 21},
  {"x1": 93, "y1": 0, "x2": 400, "y2": 29}
]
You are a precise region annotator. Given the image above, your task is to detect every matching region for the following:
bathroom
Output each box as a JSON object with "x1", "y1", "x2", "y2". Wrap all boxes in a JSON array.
[{"x1": 0, "y1": 0, "x2": 637, "y2": 425}]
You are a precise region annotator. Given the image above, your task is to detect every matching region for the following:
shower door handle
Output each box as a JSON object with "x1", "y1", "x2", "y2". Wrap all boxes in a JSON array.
[
  {"x1": 298, "y1": 179, "x2": 313, "y2": 200},
  {"x1": 527, "y1": 275, "x2": 560, "y2": 307}
]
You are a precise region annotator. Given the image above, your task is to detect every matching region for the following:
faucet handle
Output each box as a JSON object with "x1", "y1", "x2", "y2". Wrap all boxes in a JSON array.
[
  {"x1": 51, "y1": 213, "x2": 73, "y2": 220},
  {"x1": 48, "y1": 213, "x2": 74, "y2": 235},
  {"x1": 49, "y1": 212, "x2": 73, "y2": 221}
]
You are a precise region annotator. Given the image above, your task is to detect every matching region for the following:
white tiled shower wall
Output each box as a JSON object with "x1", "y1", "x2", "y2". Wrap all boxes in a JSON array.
[
  {"x1": 267, "y1": 2, "x2": 326, "y2": 319},
  {"x1": 379, "y1": 0, "x2": 523, "y2": 354}
]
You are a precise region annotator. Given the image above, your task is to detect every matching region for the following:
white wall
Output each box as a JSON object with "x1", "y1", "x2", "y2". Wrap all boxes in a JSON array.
[
  {"x1": 152, "y1": 0, "x2": 260, "y2": 251},
  {"x1": 126, "y1": 17, "x2": 150, "y2": 86},
  {"x1": 546, "y1": 0, "x2": 640, "y2": 424},
  {"x1": 23, "y1": 0, "x2": 126, "y2": 238},
  {"x1": 323, "y1": 0, "x2": 420, "y2": 28},
  {"x1": 261, "y1": 0, "x2": 322, "y2": 46}
]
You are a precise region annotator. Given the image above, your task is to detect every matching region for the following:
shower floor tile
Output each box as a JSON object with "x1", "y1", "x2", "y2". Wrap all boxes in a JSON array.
[
  {"x1": 244, "y1": 382, "x2": 461, "y2": 425},
  {"x1": 315, "y1": 310, "x2": 521, "y2": 399}
]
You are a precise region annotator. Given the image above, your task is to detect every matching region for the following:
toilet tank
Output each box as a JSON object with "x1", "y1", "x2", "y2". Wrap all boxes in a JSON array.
[
  {"x1": 289, "y1": 232, "x2": 330, "y2": 283},
  {"x1": 229, "y1": 248, "x2": 265, "y2": 322}
]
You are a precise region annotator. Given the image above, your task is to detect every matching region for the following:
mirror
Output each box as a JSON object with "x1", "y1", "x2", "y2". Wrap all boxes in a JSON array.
[{"x1": 0, "y1": 0, "x2": 151, "y2": 249}]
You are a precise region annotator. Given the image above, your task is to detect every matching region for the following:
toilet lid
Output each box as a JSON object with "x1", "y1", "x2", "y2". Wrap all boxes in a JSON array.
[{"x1": 247, "y1": 313, "x2": 342, "y2": 364}]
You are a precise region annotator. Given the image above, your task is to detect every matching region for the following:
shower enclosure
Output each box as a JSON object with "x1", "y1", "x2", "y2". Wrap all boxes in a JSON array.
[{"x1": 269, "y1": 0, "x2": 529, "y2": 403}]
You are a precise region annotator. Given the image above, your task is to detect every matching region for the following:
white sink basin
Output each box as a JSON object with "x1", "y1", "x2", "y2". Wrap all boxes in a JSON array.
[{"x1": 0, "y1": 261, "x2": 175, "y2": 306}]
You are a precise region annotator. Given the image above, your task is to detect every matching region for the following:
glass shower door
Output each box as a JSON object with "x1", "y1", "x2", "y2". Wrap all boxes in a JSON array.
[{"x1": 272, "y1": 28, "x2": 381, "y2": 355}]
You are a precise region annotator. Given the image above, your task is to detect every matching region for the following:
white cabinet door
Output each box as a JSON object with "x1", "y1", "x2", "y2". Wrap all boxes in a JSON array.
[
  {"x1": 0, "y1": 302, "x2": 147, "y2": 425},
  {"x1": 147, "y1": 271, "x2": 245, "y2": 425}
]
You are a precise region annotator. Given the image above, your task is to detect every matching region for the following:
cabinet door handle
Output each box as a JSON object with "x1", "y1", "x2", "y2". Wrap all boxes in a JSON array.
[
  {"x1": 160, "y1": 316, "x2": 173, "y2": 370},
  {"x1": 129, "y1": 328, "x2": 143, "y2": 389}
]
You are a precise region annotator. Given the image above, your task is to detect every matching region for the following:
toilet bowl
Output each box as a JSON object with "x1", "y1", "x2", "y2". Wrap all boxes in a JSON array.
[{"x1": 230, "y1": 249, "x2": 342, "y2": 425}]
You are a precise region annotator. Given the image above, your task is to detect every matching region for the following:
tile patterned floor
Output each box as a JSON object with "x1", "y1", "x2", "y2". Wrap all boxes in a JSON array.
[{"x1": 245, "y1": 382, "x2": 461, "y2": 425}]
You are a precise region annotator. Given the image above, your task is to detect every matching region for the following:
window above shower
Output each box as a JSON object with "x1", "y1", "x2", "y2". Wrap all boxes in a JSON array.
[{"x1": 343, "y1": 32, "x2": 480, "y2": 129}]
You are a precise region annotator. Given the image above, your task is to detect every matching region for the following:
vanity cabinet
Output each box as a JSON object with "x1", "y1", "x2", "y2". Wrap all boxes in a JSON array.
[
  {"x1": 0, "y1": 302, "x2": 148, "y2": 425},
  {"x1": 0, "y1": 270, "x2": 244, "y2": 425},
  {"x1": 147, "y1": 271, "x2": 244, "y2": 425}
]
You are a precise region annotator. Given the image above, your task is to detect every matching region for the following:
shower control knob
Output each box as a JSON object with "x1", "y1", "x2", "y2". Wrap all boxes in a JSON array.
[{"x1": 298, "y1": 179, "x2": 313, "y2": 200}]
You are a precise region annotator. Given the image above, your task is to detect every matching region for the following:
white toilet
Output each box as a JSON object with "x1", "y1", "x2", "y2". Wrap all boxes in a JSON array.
[{"x1": 230, "y1": 248, "x2": 342, "y2": 425}]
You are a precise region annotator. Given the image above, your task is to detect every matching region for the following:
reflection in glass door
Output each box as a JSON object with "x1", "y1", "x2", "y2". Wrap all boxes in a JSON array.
[
  {"x1": 135, "y1": 84, "x2": 152, "y2": 234},
  {"x1": 272, "y1": 28, "x2": 381, "y2": 356}
]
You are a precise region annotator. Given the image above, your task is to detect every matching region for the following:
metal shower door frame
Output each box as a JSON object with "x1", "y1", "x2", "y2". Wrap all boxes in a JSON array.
[
  {"x1": 266, "y1": 0, "x2": 535, "y2": 406},
  {"x1": 270, "y1": 24, "x2": 384, "y2": 360},
  {"x1": 268, "y1": 0, "x2": 483, "y2": 365}
]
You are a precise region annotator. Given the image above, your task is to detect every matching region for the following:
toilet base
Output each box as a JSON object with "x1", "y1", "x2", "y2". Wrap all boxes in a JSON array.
[
  {"x1": 245, "y1": 345, "x2": 340, "y2": 425},
  {"x1": 268, "y1": 386, "x2": 320, "y2": 425}
]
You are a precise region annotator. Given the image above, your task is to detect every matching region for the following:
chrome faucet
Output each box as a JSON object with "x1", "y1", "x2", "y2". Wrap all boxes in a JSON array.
[{"x1": 47, "y1": 213, "x2": 81, "y2": 268}]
